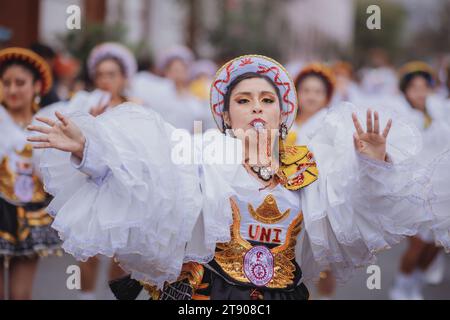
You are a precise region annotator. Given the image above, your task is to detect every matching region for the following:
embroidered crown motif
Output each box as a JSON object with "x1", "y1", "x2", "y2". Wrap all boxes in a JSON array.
[
  {"x1": 248, "y1": 194, "x2": 290, "y2": 224},
  {"x1": 15, "y1": 144, "x2": 33, "y2": 158}
]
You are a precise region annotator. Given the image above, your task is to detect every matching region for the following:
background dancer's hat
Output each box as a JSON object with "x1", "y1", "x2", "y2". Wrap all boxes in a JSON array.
[
  {"x1": 294, "y1": 62, "x2": 336, "y2": 104},
  {"x1": 87, "y1": 42, "x2": 137, "y2": 80},
  {"x1": 210, "y1": 55, "x2": 298, "y2": 132},
  {"x1": 156, "y1": 45, "x2": 195, "y2": 74},
  {"x1": 398, "y1": 61, "x2": 436, "y2": 92},
  {"x1": 190, "y1": 59, "x2": 217, "y2": 80},
  {"x1": 0, "y1": 47, "x2": 53, "y2": 95}
]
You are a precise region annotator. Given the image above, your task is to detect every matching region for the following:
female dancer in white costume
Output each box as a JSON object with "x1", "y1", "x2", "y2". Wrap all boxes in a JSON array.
[
  {"x1": 0, "y1": 48, "x2": 61, "y2": 300},
  {"x1": 33, "y1": 42, "x2": 140, "y2": 299},
  {"x1": 27, "y1": 55, "x2": 447, "y2": 300},
  {"x1": 287, "y1": 63, "x2": 337, "y2": 299},
  {"x1": 389, "y1": 62, "x2": 450, "y2": 300},
  {"x1": 132, "y1": 46, "x2": 208, "y2": 134},
  {"x1": 86, "y1": 42, "x2": 139, "y2": 117},
  {"x1": 286, "y1": 63, "x2": 336, "y2": 146},
  {"x1": 75, "y1": 42, "x2": 138, "y2": 299}
]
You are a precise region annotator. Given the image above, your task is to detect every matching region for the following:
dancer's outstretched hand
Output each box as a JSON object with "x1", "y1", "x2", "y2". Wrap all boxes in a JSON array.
[
  {"x1": 352, "y1": 109, "x2": 392, "y2": 162},
  {"x1": 27, "y1": 111, "x2": 86, "y2": 160}
]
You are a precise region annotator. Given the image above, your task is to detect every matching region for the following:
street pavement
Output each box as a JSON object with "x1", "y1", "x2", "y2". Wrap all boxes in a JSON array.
[{"x1": 31, "y1": 240, "x2": 450, "y2": 300}]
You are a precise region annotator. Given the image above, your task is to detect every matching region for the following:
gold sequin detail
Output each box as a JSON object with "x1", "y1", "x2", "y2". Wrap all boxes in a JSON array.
[
  {"x1": 248, "y1": 194, "x2": 290, "y2": 224},
  {"x1": 0, "y1": 144, "x2": 46, "y2": 203},
  {"x1": 0, "y1": 207, "x2": 53, "y2": 244},
  {"x1": 214, "y1": 197, "x2": 303, "y2": 289},
  {"x1": 141, "y1": 262, "x2": 207, "y2": 300}
]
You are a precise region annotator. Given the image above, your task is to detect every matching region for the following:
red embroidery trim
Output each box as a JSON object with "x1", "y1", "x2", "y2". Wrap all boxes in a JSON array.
[
  {"x1": 239, "y1": 57, "x2": 253, "y2": 66},
  {"x1": 257, "y1": 65, "x2": 295, "y2": 116},
  {"x1": 212, "y1": 58, "x2": 296, "y2": 119},
  {"x1": 212, "y1": 63, "x2": 235, "y2": 116}
]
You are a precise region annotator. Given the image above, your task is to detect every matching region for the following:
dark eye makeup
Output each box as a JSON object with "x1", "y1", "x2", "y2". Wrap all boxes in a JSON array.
[
  {"x1": 236, "y1": 98, "x2": 250, "y2": 104},
  {"x1": 262, "y1": 98, "x2": 275, "y2": 104}
]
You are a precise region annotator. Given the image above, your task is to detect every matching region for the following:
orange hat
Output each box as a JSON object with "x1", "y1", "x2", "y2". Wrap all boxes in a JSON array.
[
  {"x1": 332, "y1": 61, "x2": 353, "y2": 78},
  {"x1": 398, "y1": 61, "x2": 435, "y2": 92},
  {"x1": 0, "y1": 47, "x2": 53, "y2": 95},
  {"x1": 295, "y1": 63, "x2": 336, "y2": 103}
]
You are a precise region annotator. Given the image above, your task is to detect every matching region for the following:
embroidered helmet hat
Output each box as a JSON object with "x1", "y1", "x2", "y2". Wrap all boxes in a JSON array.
[{"x1": 210, "y1": 55, "x2": 298, "y2": 133}]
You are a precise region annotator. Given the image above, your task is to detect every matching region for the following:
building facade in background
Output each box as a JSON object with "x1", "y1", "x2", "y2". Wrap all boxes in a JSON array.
[{"x1": 1, "y1": 0, "x2": 355, "y2": 60}]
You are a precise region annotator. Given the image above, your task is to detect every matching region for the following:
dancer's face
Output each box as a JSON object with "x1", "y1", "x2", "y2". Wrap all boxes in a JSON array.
[
  {"x1": 164, "y1": 59, "x2": 189, "y2": 87},
  {"x1": 224, "y1": 77, "x2": 281, "y2": 133},
  {"x1": 1, "y1": 65, "x2": 41, "y2": 112},
  {"x1": 335, "y1": 73, "x2": 351, "y2": 93},
  {"x1": 94, "y1": 59, "x2": 127, "y2": 98},
  {"x1": 405, "y1": 76, "x2": 431, "y2": 112},
  {"x1": 297, "y1": 76, "x2": 328, "y2": 116}
]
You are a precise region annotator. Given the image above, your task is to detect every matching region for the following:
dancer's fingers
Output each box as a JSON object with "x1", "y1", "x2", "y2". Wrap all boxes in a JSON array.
[
  {"x1": 352, "y1": 113, "x2": 364, "y2": 135},
  {"x1": 27, "y1": 125, "x2": 50, "y2": 134},
  {"x1": 382, "y1": 119, "x2": 393, "y2": 138},
  {"x1": 55, "y1": 111, "x2": 69, "y2": 126},
  {"x1": 366, "y1": 109, "x2": 373, "y2": 133},
  {"x1": 27, "y1": 135, "x2": 50, "y2": 143},
  {"x1": 35, "y1": 116, "x2": 56, "y2": 127},
  {"x1": 33, "y1": 142, "x2": 52, "y2": 149},
  {"x1": 373, "y1": 111, "x2": 380, "y2": 134}
]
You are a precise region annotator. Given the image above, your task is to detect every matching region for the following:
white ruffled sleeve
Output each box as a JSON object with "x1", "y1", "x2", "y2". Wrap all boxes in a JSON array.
[
  {"x1": 427, "y1": 148, "x2": 450, "y2": 252},
  {"x1": 298, "y1": 102, "x2": 433, "y2": 283},
  {"x1": 69, "y1": 136, "x2": 110, "y2": 184},
  {"x1": 415, "y1": 116, "x2": 450, "y2": 250},
  {"x1": 39, "y1": 104, "x2": 204, "y2": 288}
]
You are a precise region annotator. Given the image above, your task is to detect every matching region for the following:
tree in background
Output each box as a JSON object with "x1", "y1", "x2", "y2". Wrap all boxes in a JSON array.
[
  {"x1": 58, "y1": 23, "x2": 128, "y2": 62},
  {"x1": 353, "y1": 0, "x2": 406, "y2": 67},
  {"x1": 207, "y1": 0, "x2": 291, "y2": 63},
  {"x1": 57, "y1": 23, "x2": 128, "y2": 86},
  {"x1": 408, "y1": 0, "x2": 450, "y2": 59}
]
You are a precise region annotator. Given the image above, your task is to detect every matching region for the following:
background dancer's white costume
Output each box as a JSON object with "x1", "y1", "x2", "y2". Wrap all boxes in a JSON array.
[
  {"x1": 131, "y1": 46, "x2": 210, "y2": 134},
  {"x1": 0, "y1": 48, "x2": 61, "y2": 259}
]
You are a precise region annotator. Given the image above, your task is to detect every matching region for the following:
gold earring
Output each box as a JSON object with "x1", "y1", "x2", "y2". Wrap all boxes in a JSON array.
[{"x1": 32, "y1": 94, "x2": 41, "y2": 113}]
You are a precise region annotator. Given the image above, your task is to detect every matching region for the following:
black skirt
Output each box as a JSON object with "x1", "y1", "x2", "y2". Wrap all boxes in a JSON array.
[
  {"x1": 204, "y1": 265, "x2": 309, "y2": 300},
  {"x1": 109, "y1": 263, "x2": 309, "y2": 301},
  {"x1": 0, "y1": 197, "x2": 61, "y2": 257}
]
